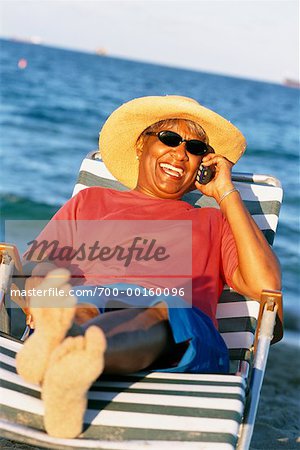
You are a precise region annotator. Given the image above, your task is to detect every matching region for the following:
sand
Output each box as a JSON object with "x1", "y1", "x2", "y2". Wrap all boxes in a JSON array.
[
  {"x1": 250, "y1": 341, "x2": 300, "y2": 450},
  {"x1": 1, "y1": 341, "x2": 299, "y2": 450}
]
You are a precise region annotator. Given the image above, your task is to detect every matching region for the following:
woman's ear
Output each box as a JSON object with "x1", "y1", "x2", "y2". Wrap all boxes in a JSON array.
[
  {"x1": 135, "y1": 141, "x2": 143, "y2": 160},
  {"x1": 136, "y1": 149, "x2": 143, "y2": 159}
]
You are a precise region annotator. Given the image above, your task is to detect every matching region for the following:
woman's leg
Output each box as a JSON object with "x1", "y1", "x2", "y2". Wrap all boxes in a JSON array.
[{"x1": 79, "y1": 303, "x2": 175, "y2": 374}]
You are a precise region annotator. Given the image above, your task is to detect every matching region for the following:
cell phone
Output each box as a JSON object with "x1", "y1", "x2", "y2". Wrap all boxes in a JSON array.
[{"x1": 196, "y1": 164, "x2": 215, "y2": 185}]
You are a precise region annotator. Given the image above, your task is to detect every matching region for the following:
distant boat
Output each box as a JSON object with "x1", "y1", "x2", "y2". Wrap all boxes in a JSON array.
[
  {"x1": 95, "y1": 47, "x2": 107, "y2": 56},
  {"x1": 30, "y1": 36, "x2": 42, "y2": 45},
  {"x1": 10, "y1": 36, "x2": 42, "y2": 45},
  {"x1": 283, "y1": 78, "x2": 300, "y2": 89}
]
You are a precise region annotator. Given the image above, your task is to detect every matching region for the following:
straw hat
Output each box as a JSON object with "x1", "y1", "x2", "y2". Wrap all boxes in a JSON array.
[{"x1": 99, "y1": 95, "x2": 246, "y2": 189}]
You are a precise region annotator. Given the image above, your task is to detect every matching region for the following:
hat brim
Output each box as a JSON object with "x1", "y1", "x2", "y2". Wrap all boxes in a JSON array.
[{"x1": 99, "y1": 95, "x2": 246, "y2": 189}]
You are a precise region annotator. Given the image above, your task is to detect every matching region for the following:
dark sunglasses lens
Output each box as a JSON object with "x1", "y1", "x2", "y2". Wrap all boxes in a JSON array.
[
  {"x1": 158, "y1": 131, "x2": 182, "y2": 147},
  {"x1": 186, "y1": 140, "x2": 208, "y2": 155}
]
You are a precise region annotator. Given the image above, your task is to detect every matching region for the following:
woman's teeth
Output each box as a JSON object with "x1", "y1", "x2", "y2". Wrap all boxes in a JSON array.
[{"x1": 160, "y1": 163, "x2": 183, "y2": 178}]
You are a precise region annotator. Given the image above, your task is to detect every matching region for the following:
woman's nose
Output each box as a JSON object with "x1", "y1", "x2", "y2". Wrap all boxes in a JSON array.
[{"x1": 170, "y1": 143, "x2": 189, "y2": 160}]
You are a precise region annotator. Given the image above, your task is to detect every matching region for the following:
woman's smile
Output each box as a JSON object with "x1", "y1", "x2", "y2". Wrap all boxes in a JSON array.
[{"x1": 159, "y1": 162, "x2": 185, "y2": 178}]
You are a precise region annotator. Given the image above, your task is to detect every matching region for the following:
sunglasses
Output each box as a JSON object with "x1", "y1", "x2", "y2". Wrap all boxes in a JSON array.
[{"x1": 146, "y1": 130, "x2": 214, "y2": 156}]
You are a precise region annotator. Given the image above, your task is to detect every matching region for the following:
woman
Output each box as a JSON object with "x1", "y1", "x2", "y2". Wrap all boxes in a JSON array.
[{"x1": 16, "y1": 95, "x2": 281, "y2": 438}]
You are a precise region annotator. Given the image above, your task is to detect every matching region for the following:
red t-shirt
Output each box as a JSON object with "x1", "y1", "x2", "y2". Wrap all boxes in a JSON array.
[{"x1": 25, "y1": 187, "x2": 238, "y2": 327}]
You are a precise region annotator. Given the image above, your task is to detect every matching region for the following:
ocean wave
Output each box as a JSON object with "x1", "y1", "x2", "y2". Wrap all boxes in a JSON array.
[{"x1": 0, "y1": 193, "x2": 59, "y2": 219}]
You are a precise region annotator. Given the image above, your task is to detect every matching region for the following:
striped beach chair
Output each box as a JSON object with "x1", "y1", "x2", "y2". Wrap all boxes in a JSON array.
[{"x1": 0, "y1": 151, "x2": 283, "y2": 450}]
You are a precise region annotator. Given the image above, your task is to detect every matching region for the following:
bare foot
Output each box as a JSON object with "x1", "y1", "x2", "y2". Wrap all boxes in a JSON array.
[
  {"x1": 42, "y1": 326, "x2": 106, "y2": 438},
  {"x1": 16, "y1": 269, "x2": 76, "y2": 385}
]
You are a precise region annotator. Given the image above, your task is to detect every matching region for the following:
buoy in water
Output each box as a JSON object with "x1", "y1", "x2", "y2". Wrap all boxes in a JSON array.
[{"x1": 18, "y1": 59, "x2": 28, "y2": 69}]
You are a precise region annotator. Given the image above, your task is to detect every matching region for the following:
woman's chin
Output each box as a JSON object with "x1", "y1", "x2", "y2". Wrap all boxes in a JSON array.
[
  {"x1": 159, "y1": 180, "x2": 196, "y2": 196},
  {"x1": 154, "y1": 184, "x2": 187, "y2": 199}
]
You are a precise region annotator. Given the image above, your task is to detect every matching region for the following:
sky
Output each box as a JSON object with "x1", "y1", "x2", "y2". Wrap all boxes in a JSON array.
[{"x1": 0, "y1": 0, "x2": 299, "y2": 83}]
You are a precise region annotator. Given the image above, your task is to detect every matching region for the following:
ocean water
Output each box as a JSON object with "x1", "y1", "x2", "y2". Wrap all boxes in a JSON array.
[{"x1": 0, "y1": 38, "x2": 299, "y2": 332}]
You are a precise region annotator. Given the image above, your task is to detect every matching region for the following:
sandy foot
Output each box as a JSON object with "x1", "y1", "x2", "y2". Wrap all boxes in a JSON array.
[
  {"x1": 16, "y1": 269, "x2": 76, "y2": 385},
  {"x1": 42, "y1": 326, "x2": 106, "y2": 438}
]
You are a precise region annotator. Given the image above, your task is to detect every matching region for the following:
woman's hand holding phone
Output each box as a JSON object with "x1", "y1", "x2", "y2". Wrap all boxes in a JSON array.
[
  {"x1": 195, "y1": 153, "x2": 235, "y2": 204},
  {"x1": 196, "y1": 164, "x2": 215, "y2": 185}
]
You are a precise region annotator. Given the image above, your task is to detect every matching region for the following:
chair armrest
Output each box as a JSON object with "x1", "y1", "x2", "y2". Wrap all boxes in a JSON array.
[{"x1": 254, "y1": 290, "x2": 283, "y2": 352}]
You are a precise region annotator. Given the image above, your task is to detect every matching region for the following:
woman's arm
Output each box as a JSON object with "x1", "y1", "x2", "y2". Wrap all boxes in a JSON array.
[{"x1": 196, "y1": 154, "x2": 281, "y2": 300}]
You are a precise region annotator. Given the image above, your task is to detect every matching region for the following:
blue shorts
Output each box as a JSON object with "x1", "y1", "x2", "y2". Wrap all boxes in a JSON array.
[{"x1": 75, "y1": 283, "x2": 229, "y2": 374}]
